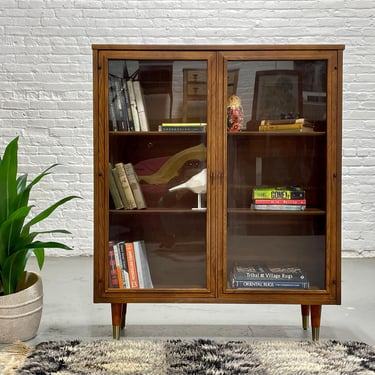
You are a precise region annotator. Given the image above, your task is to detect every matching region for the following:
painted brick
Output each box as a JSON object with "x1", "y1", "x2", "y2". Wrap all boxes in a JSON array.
[{"x1": 0, "y1": 1, "x2": 374, "y2": 257}]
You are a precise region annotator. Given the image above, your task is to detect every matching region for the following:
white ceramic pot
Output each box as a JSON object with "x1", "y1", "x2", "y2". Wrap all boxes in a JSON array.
[{"x1": 0, "y1": 272, "x2": 43, "y2": 343}]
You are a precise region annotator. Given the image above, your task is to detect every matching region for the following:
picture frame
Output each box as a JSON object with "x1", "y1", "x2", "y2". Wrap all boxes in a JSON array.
[{"x1": 251, "y1": 70, "x2": 303, "y2": 123}]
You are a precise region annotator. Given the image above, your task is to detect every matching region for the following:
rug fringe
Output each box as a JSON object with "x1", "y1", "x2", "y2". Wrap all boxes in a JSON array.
[{"x1": 0, "y1": 341, "x2": 32, "y2": 375}]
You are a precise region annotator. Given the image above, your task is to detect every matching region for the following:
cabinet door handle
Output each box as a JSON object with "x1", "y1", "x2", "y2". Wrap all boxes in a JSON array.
[
  {"x1": 210, "y1": 171, "x2": 215, "y2": 184},
  {"x1": 218, "y1": 172, "x2": 224, "y2": 185}
]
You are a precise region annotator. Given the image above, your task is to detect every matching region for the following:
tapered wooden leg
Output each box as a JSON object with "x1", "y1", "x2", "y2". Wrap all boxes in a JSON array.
[
  {"x1": 111, "y1": 303, "x2": 122, "y2": 339},
  {"x1": 301, "y1": 305, "x2": 310, "y2": 330},
  {"x1": 311, "y1": 305, "x2": 322, "y2": 341}
]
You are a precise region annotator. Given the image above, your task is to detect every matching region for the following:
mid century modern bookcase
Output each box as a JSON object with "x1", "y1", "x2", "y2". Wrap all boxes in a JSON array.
[{"x1": 92, "y1": 44, "x2": 344, "y2": 340}]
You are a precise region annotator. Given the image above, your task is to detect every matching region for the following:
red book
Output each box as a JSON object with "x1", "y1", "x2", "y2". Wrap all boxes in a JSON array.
[
  {"x1": 125, "y1": 242, "x2": 139, "y2": 288},
  {"x1": 108, "y1": 241, "x2": 119, "y2": 288},
  {"x1": 254, "y1": 199, "x2": 306, "y2": 205}
]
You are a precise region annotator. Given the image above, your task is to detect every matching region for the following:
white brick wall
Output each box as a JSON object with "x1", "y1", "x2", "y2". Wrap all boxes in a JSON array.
[{"x1": 0, "y1": 0, "x2": 374, "y2": 257}]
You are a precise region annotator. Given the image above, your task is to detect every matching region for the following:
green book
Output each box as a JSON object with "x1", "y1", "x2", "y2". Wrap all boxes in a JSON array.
[{"x1": 252, "y1": 186, "x2": 305, "y2": 200}]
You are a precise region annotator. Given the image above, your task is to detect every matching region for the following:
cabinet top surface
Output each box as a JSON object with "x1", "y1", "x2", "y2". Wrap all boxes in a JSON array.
[{"x1": 92, "y1": 44, "x2": 345, "y2": 51}]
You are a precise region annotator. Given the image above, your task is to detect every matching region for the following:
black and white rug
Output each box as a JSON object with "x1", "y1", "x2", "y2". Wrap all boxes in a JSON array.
[{"x1": 1, "y1": 338, "x2": 374, "y2": 374}]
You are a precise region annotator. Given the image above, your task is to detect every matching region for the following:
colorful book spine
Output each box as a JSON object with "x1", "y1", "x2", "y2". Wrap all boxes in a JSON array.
[
  {"x1": 117, "y1": 241, "x2": 130, "y2": 288},
  {"x1": 125, "y1": 242, "x2": 139, "y2": 288},
  {"x1": 112, "y1": 242, "x2": 124, "y2": 288},
  {"x1": 252, "y1": 186, "x2": 305, "y2": 200},
  {"x1": 253, "y1": 199, "x2": 306, "y2": 205},
  {"x1": 108, "y1": 241, "x2": 119, "y2": 288}
]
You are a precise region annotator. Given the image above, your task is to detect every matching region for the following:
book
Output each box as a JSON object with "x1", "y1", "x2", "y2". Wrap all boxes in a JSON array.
[
  {"x1": 259, "y1": 123, "x2": 303, "y2": 132},
  {"x1": 126, "y1": 79, "x2": 141, "y2": 131},
  {"x1": 252, "y1": 203, "x2": 306, "y2": 211},
  {"x1": 133, "y1": 241, "x2": 145, "y2": 288},
  {"x1": 253, "y1": 199, "x2": 306, "y2": 205},
  {"x1": 111, "y1": 164, "x2": 130, "y2": 209},
  {"x1": 124, "y1": 162, "x2": 147, "y2": 209},
  {"x1": 232, "y1": 265, "x2": 308, "y2": 282},
  {"x1": 112, "y1": 241, "x2": 124, "y2": 288},
  {"x1": 117, "y1": 241, "x2": 130, "y2": 288},
  {"x1": 108, "y1": 241, "x2": 120, "y2": 288},
  {"x1": 108, "y1": 77, "x2": 119, "y2": 131},
  {"x1": 133, "y1": 240, "x2": 153, "y2": 289},
  {"x1": 108, "y1": 164, "x2": 124, "y2": 209},
  {"x1": 159, "y1": 125, "x2": 206, "y2": 132},
  {"x1": 261, "y1": 118, "x2": 304, "y2": 125},
  {"x1": 132, "y1": 80, "x2": 149, "y2": 131},
  {"x1": 252, "y1": 186, "x2": 305, "y2": 200},
  {"x1": 121, "y1": 78, "x2": 135, "y2": 131},
  {"x1": 112, "y1": 76, "x2": 130, "y2": 131},
  {"x1": 232, "y1": 279, "x2": 309, "y2": 289},
  {"x1": 161, "y1": 123, "x2": 208, "y2": 127},
  {"x1": 114, "y1": 163, "x2": 137, "y2": 209},
  {"x1": 124, "y1": 242, "x2": 139, "y2": 288},
  {"x1": 258, "y1": 118, "x2": 310, "y2": 132}
]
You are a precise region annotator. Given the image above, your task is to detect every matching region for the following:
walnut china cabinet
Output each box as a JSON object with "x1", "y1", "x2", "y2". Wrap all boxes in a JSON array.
[{"x1": 92, "y1": 45, "x2": 344, "y2": 340}]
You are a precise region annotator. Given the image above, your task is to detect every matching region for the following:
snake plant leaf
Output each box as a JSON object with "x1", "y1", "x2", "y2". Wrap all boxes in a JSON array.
[
  {"x1": 0, "y1": 206, "x2": 32, "y2": 262},
  {"x1": 0, "y1": 137, "x2": 18, "y2": 224},
  {"x1": 15, "y1": 165, "x2": 58, "y2": 213},
  {"x1": 1, "y1": 248, "x2": 30, "y2": 295},
  {"x1": 14, "y1": 229, "x2": 72, "y2": 252},
  {"x1": 33, "y1": 247, "x2": 44, "y2": 270},
  {"x1": 22, "y1": 195, "x2": 80, "y2": 236},
  {"x1": 2, "y1": 241, "x2": 72, "y2": 294}
]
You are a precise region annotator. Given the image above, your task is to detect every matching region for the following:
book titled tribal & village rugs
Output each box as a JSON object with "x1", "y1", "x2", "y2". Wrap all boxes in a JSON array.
[{"x1": 231, "y1": 264, "x2": 309, "y2": 289}]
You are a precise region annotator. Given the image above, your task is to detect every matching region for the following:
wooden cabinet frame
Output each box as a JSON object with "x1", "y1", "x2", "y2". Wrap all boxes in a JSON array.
[{"x1": 92, "y1": 45, "x2": 344, "y2": 340}]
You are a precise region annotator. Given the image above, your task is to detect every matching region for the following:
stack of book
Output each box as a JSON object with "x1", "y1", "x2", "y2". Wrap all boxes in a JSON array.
[
  {"x1": 251, "y1": 186, "x2": 306, "y2": 211},
  {"x1": 158, "y1": 123, "x2": 207, "y2": 132},
  {"x1": 231, "y1": 264, "x2": 309, "y2": 289},
  {"x1": 109, "y1": 162, "x2": 147, "y2": 210},
  {"x1": 258, "y1": 118, "x2": 312, "y2": 132},
  {"x1": 108, "y1": 240, "x2": 153, "y2": 289},
  {"x1": 108, "y1": 75, "x2": 149, "y2": 132}
]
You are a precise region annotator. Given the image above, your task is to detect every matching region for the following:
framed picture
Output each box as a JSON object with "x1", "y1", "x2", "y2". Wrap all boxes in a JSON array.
[{"x1": 251, "y1": 70, "x2": 303, "y2": 122}]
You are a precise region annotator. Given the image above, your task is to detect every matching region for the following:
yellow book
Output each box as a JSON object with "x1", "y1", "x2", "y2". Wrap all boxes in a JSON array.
[
  {"x1": 259, "y1": 123, "x2": 303, "y2": 131},
  {"x1": 161, "y1": 122, "x2": 207, "y2": 127}
]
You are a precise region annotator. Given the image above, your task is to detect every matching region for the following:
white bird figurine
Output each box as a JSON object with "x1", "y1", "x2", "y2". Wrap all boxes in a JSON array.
[{"x1": 169, "y1": 168, "x2": 207, "y2": 210}]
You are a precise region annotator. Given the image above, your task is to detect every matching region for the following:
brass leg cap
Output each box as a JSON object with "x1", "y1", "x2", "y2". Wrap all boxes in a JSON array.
[
  {"x1": 312, "y1": 327, "x2": 320, "y2": 341},
  {"x1": 113, "y1": 325, "x2": 121, "y2": 340},
  {"x1": 302, "y1": 316, "x2": 309, "y2": 330}
]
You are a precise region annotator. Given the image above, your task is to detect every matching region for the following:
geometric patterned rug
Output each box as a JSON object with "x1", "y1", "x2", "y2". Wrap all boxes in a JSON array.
[{"x1": 1, "y1": 338, "x2": 374, "y2": 374}]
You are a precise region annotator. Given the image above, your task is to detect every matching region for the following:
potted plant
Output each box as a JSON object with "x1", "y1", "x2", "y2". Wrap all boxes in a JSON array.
[{"x1": 0, "y1": 136, "x2": 79, "y2": 343}]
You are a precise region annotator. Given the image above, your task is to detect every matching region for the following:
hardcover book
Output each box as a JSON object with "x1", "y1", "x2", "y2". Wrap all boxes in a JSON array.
[
  {"x1": 252, "y1": 186, "x2": 305, "y2": 200},
  {"x1": 251, "y1": 203, "x2": 306, "y2": 211},
  {"x1": 125, "y1": 242, "x2": 139, "y2": 288},
  {"x1": 232, "y1": 264, "x2": 308, "y2": 281},
  {"x1": 124, "y1": 163, "x2": 147, "y2": 209},
  {"x1": 108, "y1": 165, "x2": 124, "y2": 210},
  {"x1": 108, "y1": 241, "x2": 120, "y2": 288},
  {"x1": 232, "y1": 279, "x2": 309, "y2": 289},
  {"x1": 114, "y1": 163, "x2": 137, "y2": 209}
]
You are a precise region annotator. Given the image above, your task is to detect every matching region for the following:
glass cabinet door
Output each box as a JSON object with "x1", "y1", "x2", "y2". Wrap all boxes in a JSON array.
[
  {"x1": 100, "y1": 51, "x2": 216, "y2": 293},
  {"x1": 222, "y1": 54, "x2": 334, "y2": 294}
]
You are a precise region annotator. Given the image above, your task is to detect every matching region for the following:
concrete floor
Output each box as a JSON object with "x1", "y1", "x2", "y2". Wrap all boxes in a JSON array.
[{"x1": 18, "y1": 257, "x2": 375, "y2": 346}]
